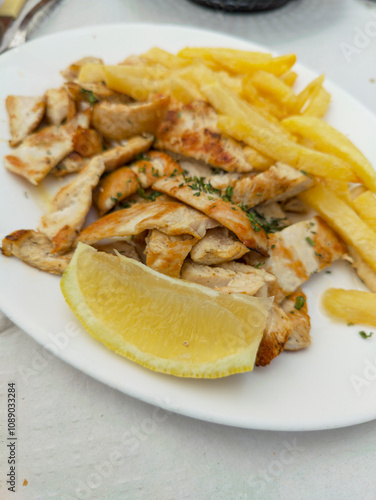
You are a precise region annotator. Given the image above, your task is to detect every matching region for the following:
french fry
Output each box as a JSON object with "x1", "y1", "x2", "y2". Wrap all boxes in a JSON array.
[
  {"x1": 281, "y1": 115, "x2": 376, "y2": 191},
  {"x1": 159, "y1": 75, "x2": 204, "y2": 104},
  {"x1": 279, "y1": 70, "x2": 298, "y2": 87},
  {"x1": 303, "y1": 87, "x2": 330, "y2": 118},
  {"x1": 200, "y1": 81, "x2": 292, "y2": 139},
  {"x1": 295, "y1": 74, "x2": 325, "y2": 112},
  {"x1": 78, "y1": 64, "x2": 106, "y2": 83},
  {"x1": 352, "y1": 191, "x2": 376, "y2": 229},
  {"x1": 323, "y1": 289, "x2": 376, "y2": 326},
  {"x1": 141, "y1": 47, "x2": 189, "y2": 69},
  {"x1": 217, "y1": 116, "x2": 358, "y2": 182},
  {"x1": 178, "y1": 47, "x2": 273, "y2": 60},
  {"x1": 178, "y1": 48, "x2": 296, "y2": 76},
  {"x1": 322, "y1": 179, "x2": 352, "y2": 205},
  {"x1": 251, "y1": 70, "x2": 298, "y2": 114},
  {"x1": 299, "y1": 184, "x2": 376, "y2": 273},
  {"x1": 242, "y1": 75, "x2": 289, "y2": 120},
  {"x1": 104, "y1": 65, "x2": 165, "y2": 100}
]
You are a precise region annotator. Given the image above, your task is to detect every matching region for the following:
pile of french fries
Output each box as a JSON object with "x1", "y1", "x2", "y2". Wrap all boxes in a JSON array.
[{"x1": 75, "y1": 46, "x2": 376, "y2": 326}]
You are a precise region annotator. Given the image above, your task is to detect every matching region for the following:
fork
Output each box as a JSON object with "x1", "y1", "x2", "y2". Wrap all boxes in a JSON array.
[{"x1": 0, "y1": 0, "x2": 64, "y2": 55}]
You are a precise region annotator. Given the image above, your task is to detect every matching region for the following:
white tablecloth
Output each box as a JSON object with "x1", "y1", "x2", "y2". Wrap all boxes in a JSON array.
[{"x1": 1, "y1": 1, "x2": 376, "y2": 498}]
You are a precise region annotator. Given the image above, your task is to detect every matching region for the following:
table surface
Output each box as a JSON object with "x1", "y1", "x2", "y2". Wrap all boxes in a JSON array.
[{"x1": 1, "y1": 0, "x2": 376, "y2": 499}]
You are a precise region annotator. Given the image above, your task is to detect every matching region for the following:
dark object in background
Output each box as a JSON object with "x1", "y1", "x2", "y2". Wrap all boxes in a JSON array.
[{"x1": 187, "y1": 0, "x2": 293, "y2": 12}]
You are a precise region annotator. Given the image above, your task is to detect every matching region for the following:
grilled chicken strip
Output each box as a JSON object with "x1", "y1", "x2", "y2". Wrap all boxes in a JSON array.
[
  {"x1": 38, "y1": 156, "x2": 106, "y2": 253},
  {"x1": 79, "y1": 200, "x2": 219, "y2": 245},
  {"x1": 6, "y1": 95, "x2": 46, "y2": 147},
  {"x1": 4, "y1": 110, "x2": 90, "y2": 185},
  {"x1": 259, "y1": 216, "x2": 346, "y2": 302},
  {"x1": 152, "y1": 175, "x2": 269, "y2": 256},
  {"x1": 95, "y1": 151, "x2": 181, "y2": 215},
  {"x1": 65, "y1": 82, "x2": 132, "y2": 105},
  {"x1": 154, "y1": 100, "x2": 254, "y2": 173},
  {"x1": 181, "y1": 261, "x2": 275, "y2": 297},
  {"x1": 145, "y1": 230, "x2": 197, "y2": 278},
  {"x1": 72, "y1": 127, "x2": 103, "y2": 157},
  {"x1": 45, "y1": 88, "x2": 75, "y2": 125},
  {"x1": 281, "y1": 289, "x2": 311, "y2": 351},
  {"x1": 232, "y1": 163, "x2": 315, "y2": 208},
  {"x1": 91, "y1": 96, "x2": 170, "y2": 141},
  {"x1": 256, "y1": 303, "x2": 293, "y2": 366},
  {"x1": 1, "y1": 230, "x2": 73, "y2": 274},
  {"x1": 51, "y1": 152, "x2": 88, "y2": 177},
  {"x1": 94, "y1": 241, "x2": 141, "y2": 262},
  {"x1": 190, "y1": 227, "x2": 249, "y2": 265}
]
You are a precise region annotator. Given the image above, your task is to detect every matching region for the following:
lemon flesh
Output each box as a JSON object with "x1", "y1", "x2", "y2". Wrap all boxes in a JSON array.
[{"x1": 61, "y1": 243, "x2": 272, "y2": 378}]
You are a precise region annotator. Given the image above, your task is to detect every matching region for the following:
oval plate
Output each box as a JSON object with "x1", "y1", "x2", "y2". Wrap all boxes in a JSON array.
[{"x1": 1, "y1": 24, "x2": 376, "y2": 431}]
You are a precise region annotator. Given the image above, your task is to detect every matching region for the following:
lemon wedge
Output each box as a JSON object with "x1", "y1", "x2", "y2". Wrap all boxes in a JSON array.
[{"x1": 61, "y1": 243, "x2": 272, "y2": 378}]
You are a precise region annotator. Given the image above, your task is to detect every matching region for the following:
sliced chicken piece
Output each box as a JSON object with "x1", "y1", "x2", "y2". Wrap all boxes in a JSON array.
[
  {"x1": 91, "y1": 96, "x2": 170, "y2": 141},
  {"x1": 51, "y1": 152, "x2": 88, "y2": 177},
  {"x1": 154, "y1": 100, "x2": 254, "y2": 173},
  {"x1": 79, "y1": 200, "x2": 219, "y2": 245},
  {"x1": 45, "y1": 88, "x2": 75, "y2": 125},
  {"x1": 256, "y1": 303, "x2": 293, "y2": 366},
  {"x1": 61, "y1": 57, "x2": 104, "y2": 81},
  {"x1": 281, "y1": 289, "x2": 311, "y2": 351},
  {"x1": 65, "y1": 82, "x2": 131, "y2": 104},
  {"x1": 281, "y1": 197, "x2": 309, "y2": 214},
  {"x1": 6, "y1": 95, "x2": 46, "y2": 147},
  {"x1": 171, "y1": 159, "x2": 241, "y2": 194},
  {"x1": 263, "y1": 216, "x2": 346, "y2": 302},
  {"x1": 181, "y1": 261, "x2": 275, "y2": 297},
  {"x1": 94, "y1": 241, "x2": 141, "y2": 262},
  {"x1": 1, "y1": 230, "x2": 73, "y2": 275},
  {"x1": 217, "y1": 261, "x2": 276, "y2": 296},
  {"x1": 72, "y1": 127, "x2": 103, "y2": 157},
  {"x1": 130, "y1": 151, "x2": 182, "y2": 188},
  {"x1": 255, "y1": 201, "x2": 289, "y2": 224},
  {"x1": 190, "y1": 227, "x2": 249, "y2": 265},
  {"x1": 95, "y1": 168, "x2": 139, "y2": 215},
  {"x1": 152, "y1": 175, "x2": 269, "y2": 256},
  {"x1": 4, "y1": 111, "x2": 90, "y2": 185},
  {"x1": 38, "y1": 156, "x2": 105, "y2": 253},
  {"x1": 179, "y1": 159, "x2": 214, "y2": 178},
  {"x1": 145, "y1": 230, "x2": 197, "y2": 278},
  {"x1": 347, "y1": 246, "x2": 376, "y2": 293},
  {"x1": 101, "y1": 134, "x2": 154, "y2": 172},
  {"x1": 232, "y1": 163, "x2": 315, "y2": 209},
  {"x1": 95, "y1": 151, "x2": 181, "y2": 215}
]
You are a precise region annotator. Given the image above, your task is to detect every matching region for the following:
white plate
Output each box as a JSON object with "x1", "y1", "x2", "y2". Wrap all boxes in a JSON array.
[{"x1": 1, "y1": 24, "x2": 376, "y2": 431}]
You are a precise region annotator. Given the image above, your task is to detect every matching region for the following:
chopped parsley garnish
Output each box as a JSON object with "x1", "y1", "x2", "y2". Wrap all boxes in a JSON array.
[
  {"x1": 294, "y1": 295, "x2": 306, "y2": 310},
  {"x1": 306, "y1": 236, "x2": 315, "y2": 246},
  {"x1": 80, "y1": 88, "x2": 99, "y2": 105},
  {"x1": 135, "y1": 153, "x2": 151, "y2": 161},
  {"x1": 255, "y1": 262, "x2": 265, "y2": 268},
  {"x1": 359, "y1": 331, "x2": 374, "y2": 339},
  {"x1": 245, "y1": 209, "x2": 288, "y2": 234},
  {"x1": 148, "y1": 191, "x2": 163, "y2": 202}
]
